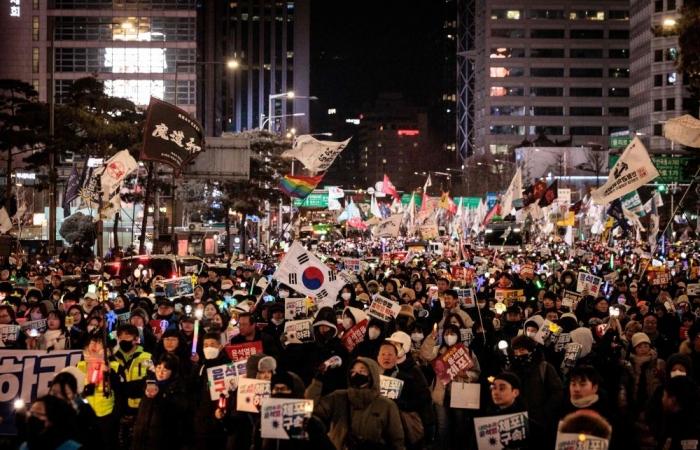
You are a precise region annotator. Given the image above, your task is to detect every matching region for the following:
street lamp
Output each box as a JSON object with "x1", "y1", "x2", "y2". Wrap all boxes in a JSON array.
[
  {"x1": 260, "y1": 112, "x2": 306, "y2": 132},
  {"x1": 174, "y1": 59, "x2": 240, "y2": 107},
  {"x1": 263, "y1": 92, "x2": 318, "y2": 132}
]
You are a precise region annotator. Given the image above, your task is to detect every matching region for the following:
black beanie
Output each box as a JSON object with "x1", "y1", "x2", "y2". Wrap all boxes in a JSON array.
[{"x1": 494, "y1": 371, "x2": 522, "y2": 390}]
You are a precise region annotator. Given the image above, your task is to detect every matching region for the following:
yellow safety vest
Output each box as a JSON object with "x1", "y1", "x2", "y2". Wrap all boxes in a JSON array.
[
  {"x1": 112, "y1": 347, "x2": 152, "y2": 410},
  {"x1": 76, "y1": 359, "x2": 120, "y2": 417}
]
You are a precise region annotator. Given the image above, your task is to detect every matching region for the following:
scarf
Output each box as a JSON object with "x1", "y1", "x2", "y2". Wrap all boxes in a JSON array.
[{"x1": 571, "y1": 394, "x2": 599, "y2": 409}]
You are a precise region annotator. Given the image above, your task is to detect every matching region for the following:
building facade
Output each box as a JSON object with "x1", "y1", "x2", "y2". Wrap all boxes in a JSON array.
[
  {"x1": 1, "y1": 0, "x2": 198, "y2": 112},
  {"x1": 630, "y1": 0, "x2": 691, "y2": 153},
  {"x1": 461, "y1": 1, "x2": 632, "y2": 158},
  {"x1": 197, "y1": 0, "x2": 310, "y2": 137}
]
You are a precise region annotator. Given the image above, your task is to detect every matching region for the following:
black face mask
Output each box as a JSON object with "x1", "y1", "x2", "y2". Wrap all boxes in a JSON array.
[
  {"x1": 26, "y1": 416, "x2": 45, "y2": 436},
  {"x1": 349, "y1": 373, "x2": 370, "y2": 388},
  {"x1": 119, "y1": 340, "x2": 134, "y2": 352},
  {"x1": 272, "y1": 392, "x2": 295, "y2": 399},
  {"x1": 512, "y1": 353, "x2": 533, "y2": 368}
]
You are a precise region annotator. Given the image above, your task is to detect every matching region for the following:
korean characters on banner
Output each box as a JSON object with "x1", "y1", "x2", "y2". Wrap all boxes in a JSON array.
[
  {"x1": 163, "y1": 276, "x2": 195, "y2": 298},
  {"x1": 284, "y1": 297, "x2": 308, "y2": 321},
  {"x1": 237, "y1": 377, "x2": 271, "y2": 413},
  {"x1": 379, "y1": 375, "x2": 404, "y2": 400},
  {"x1": 494, "y1": 289, "x2": 526, "y2": 305},
  {"x1": 342, "y1": 258, "x2": 362, "y2": 273},
  {"x1": 224, "y1": 341, "x2": 263, "y2": 362},
  {"x1": 0, "y1": 325, "x2": 21, "y2": 346},
  {"x1": 260, "y1": 398, "x2": 314, "y2": 440},
  {"x1": 533, "y1": 320, "x2": 563, "y2": 346},
  {"x1": 456, "y1": 288, "x2": 476, "y2": 308},
  {"x1": 561, "y1": 291, "x2": 582, "y2": 311},
  {"x1": 341, "y1": 319, "x2": 368, "y2": 352},
  {"x1": 431, "y1": 343, "x2": 475, "y2": 385},
  {"x1": 367, "y1": 295, "x2": 402, "y2": 322},
  {"x1": 473, "y1": 412, "x2": 529, "y2": 450},
  {"x1": 519, "y1": 263, "x2": 535, "y2": 280},
  {"x1": 207, "y1": 360, "x2": 248, "y2": 401},
  {"x1": 20, "y1": 319, "x2": 47, "y2": 336},
  {"x1": 284, "y1": 319, "x2": 315, "y2": 344},
  {"x1": 0, "y1": 350, "x2": 83, "y2": 434},
  {"x1": 577, "y1": 272, "x2": 603, "y2": 296},
  {"x1": 647, "y1": 269, "x2": 671, "y2": 286}
]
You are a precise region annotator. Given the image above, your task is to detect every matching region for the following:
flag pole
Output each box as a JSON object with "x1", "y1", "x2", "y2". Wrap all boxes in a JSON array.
[
  {"x1": 138, "y1": 162, "x2": 154, "y2": 254},
  {"x1": 650, "y1": 165, "x2": 700, "y2": 256}
]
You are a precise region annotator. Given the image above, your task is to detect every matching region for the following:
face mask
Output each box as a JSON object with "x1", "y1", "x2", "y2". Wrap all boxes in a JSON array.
[
  {"x1": 119, "y1": 340, "x2": 134, "y2": 353},
  {"x1": 368, "y1": 327, "x2": 381, "y2": 340},
  {"x1": 278, "y1": 290, "x2": 289, "y2": 299},
  {"x1": 411, "y1": 332, "x2": 424, "y2": 342},
  {"x1": 271, "y1": 318, "x2": 284, "y2": 326},
  {"x1": 349, "y1": 373, "x2": 370, "y2": 388},
  {"x1": 513, "y1": 353, "x2": 532, "y2": 366},
  {"x1": 342, "y1": 317, "x2": 354, "y2": 329},
  {"x1": 341, "y1": 292, "x2": 352, "y2": 301},
  {"x1": 203, "y1": 347, "x2": 220, "y2": 360},
  {"x1": 671, "y1": 370, "x2": 687, "y2": 378},
  {"x1": 272, "y1": 391, "x2": 295, "y2": 399},
  {"x1": 444, "y1": 335, "x2": 458, "y2": 346},
  {"x1": 26, "y1": 416, "x2": 45, "y2": 436},
  {"x1": 526, "y1": 331, "x2": 536, "y2": 339}
]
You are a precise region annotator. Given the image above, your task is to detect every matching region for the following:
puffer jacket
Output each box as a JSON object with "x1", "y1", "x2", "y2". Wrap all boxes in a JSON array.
[
  {"x1": 305, "y1": 357, "x2": 405, "y2": 450},
  {"x1": 132, "y1": 378, "x2": 188, "y2": 450},
  {"x1": 418, "y1": 333, "x2": 480, "y2": 406}
]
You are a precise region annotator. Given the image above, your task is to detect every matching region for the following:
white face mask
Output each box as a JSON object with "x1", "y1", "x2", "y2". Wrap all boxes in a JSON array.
[
  {"x1": 671, "y1": 370, "x2": 687, "y2": 378},
  {"x1": 271, "y1": 318, "x2": 284, "y2": 326},
  {"x1": 444, "y1": 335, "x2": 458, "y2": 347},
  {"x1": 368, "y1": 327, "x2": 381, "y2": 340},
  {"x1": 203, "y1": 347, "x2": 220, "y2": 360},
  {"x1": 342, "y1": 317, "x2": 354, "y2": 329},
  {"x1": 278, "y1": 290, "x2": 289, "y2": 299},
  {"x1": 411, "y1": 332, "x2": 424, "y2": 342},
  {"x1": 526, "y1": 331, "x2": 536, "y2": 339},
  {"x1": 341, "y1": 292, "x2": 352, "y2": 300}
]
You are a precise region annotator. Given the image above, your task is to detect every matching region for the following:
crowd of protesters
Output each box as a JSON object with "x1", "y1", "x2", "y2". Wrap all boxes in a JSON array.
[{"x1": 3, "y1": 236, "x2": 700, "y2": 450}]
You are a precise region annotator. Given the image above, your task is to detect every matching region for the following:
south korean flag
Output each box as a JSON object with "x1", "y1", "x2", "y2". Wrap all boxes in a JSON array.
[{"x1": 273, "y1": 242, "x2": 344, "y2": 303}]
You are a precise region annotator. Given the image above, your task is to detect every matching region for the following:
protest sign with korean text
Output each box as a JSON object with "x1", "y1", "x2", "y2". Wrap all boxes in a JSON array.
[
  {"x1": 0, "y1": 325, "x2": 20, "y2": 345},
  {"x1": 379, "y1": 375, "x2": 404, "y2": 400},
  {"x1": 284, "y1": 319, "x2": 314, "y2": 343},
  {"x1": 341, "y1": 319, "x2": 368, "y2": 352},
  {"x1": 224, "y1": 341, "x2": 263, "y2": 362},
  {"x1": 284, "y1": 297, "x2": 308, "y2": 320},
  {"x1": 577, "y1": 272, "x2": 602, "y2": 296},
  {"x1": 367, "y1": 295, "x2": 401, "y2": 322},
  {"x1": 494, "y1": 289, "x2": 526, "y2": 304},
  {"x1": 237, "y1": 377, "x2": 271, "y2": 413},
  {"x1": 431, "y1": 343, "x2": 474, "y2": 385},
  {"x1": 561, "y1": 291, "x2": 582, "y2": 310},
  {"x1": 555, "y1": 432, "x2": 609, "y2": 450},
  {"x1": 456, "y1": 288, "x2": 476, "y2": 308},
  {"x1": 207, "y1": 359, "x2": 248, "y2": 400},
  {"x1": 260, "y1": 398, "x2": 314, "y2": 440},
  {"x1": 687, "y1": 284, "x2": 700, "y2": 296},
  {"x1": 0, "y1": 350, "x2": 82, "y2": 434},
  {"x1": 473, "y1": 412, "x2": 529, "y2": 450},
  {"x1": 164, "y1": 276, "x2": 195, "y2": 298}
]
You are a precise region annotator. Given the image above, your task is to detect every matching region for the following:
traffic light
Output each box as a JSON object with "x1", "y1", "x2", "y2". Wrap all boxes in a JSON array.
[{"x1": 657, "y1": 184, "x2": 667, "y2": 193}]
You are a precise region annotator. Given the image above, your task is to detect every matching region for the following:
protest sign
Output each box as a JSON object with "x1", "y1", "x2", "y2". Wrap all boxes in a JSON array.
[
  {"x1": 284, "y1": 319, "x2": 314, "y2": 343},
  {"x1": 555, "y1": 432, "x2": 609, "y2": 450},
  {"x1": 116, "y1": 312, "x2": 131, "y2": 325},
  {"x1": 474, "y1": 412, "x2": 529, "y2": 450},
  {"x1": 461, "y1": 328, "x2": 475, "y2": 346},
  {"x1": 577, "y1": 272, "x2": 602, "y2": 296},
  {"x1": 284, "y1": 297, "x2": 308, "y2": 320},
  {"x1": 554, "y1": 333, "x2": 572, "y2": 352},
  {"x1": 687, "y1": 284, "x2": 700, "y2": 296},
  {"x1": 163, "y1": 276, "x2": 194, "y2": 298},
  {"x1": 603, "y1": 271, "x2": 619, "y2": 284},
  {"x1": 224, "y1": 341, "x2": 263, "y2": 362},
  {"x1": 149, "y1": 319, "x2": 170, "y2": 335},
  {"x1": 19, "y1": 319, "x2": 47, "y2": 335},
  {"x1": 450, "y1": 382, "x2": 481, "y2": 409},
  {"x1": 0, "y1": 325, "x2": 20, "y2": 344},
  {"x1": 260, "y1": 398, "x2": 314, "y2": 440},
  {"x1": 207, "y1": 359, "x2": 248, "y2": 400},
  {"x1": 342, "y1": 258, "x2": 361, "y2": 272},
  {"x1": 647, "y1": 269, "x2": 670, "y2": 286},
  {"x1": 379, "y1": 375, "x2": 404, "y2": 400},
  {"x1": 494, "y1": 289, "x2": 526, "y2": 304},
  {"x1": 0, "y1": 350, "x2": 82, "y2": 434},
  {"x1": 519, "y1": 263, "x2": 535, "y2": 280},
  {"x1": 456, "y1": 288, "x2": 476, "y2": 308},
  {"x1": 237, "y1": 377, "x2": 271, "y2": 413},
  {"x1": 367, "y1": 295, "x2": 401, "y2": 322},
  {"x1": 431, "y1": 343, "x2": 474, "y2": 385},
  {"x1": 533, "y1": 320, "x2": 562, "y2": 346},
  {"x1": 341, "y1": 319, "x2": 367, "y2": 352},
  {"x1": 562, "y1": 291, "x2": 582, "y2": 310}
]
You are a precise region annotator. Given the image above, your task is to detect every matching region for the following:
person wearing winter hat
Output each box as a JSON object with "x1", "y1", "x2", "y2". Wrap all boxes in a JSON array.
[
  {"x1": 396, "y1": 304, "x2": 416, "y2": 333},
  {"x1": 399, "y1": 287, "x2": 416, "y2": 304},
  {"x1": 353, "y1": 317, "x2": 388, "y2": 359},
  {"x1": 341, "y1": 306, "x2": 368, "y2": 333},
  {"x1": 629, "y1": 332, "x2": 665, "y2": 413},
  {"x1": 305, "y1": 357, "x2": 405, "y2": 450}
]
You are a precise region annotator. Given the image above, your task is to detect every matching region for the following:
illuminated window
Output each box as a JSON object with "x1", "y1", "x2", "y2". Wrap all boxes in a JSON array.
[
  {"x1": 667, "y1": 72, "x2": 678, "y2": 85},
  {"x1": 490, "y1": 125, "x2": 525, "y2": 135},
  {"x1": 489, "y1": 48, "x2": 525, "y2": 58},
  {"x1": 489, "y1": 67, "x2": 524, "y2": 77},
  {"x1": 489, "y1": 144, "x2": 510, "y2": 155},
  {"x1": 32, "y1": 16, "x2": 39, "y2": 41},
  {"x1": 32, "y1": 79, "x2": 39, "y2": 94},
  {"x1": 490, "y1": 105, "x2": 526, "y2": 116},
  {"x1": 491, "y1": 9, "x2": 521, "y2": 20},
  {"x1": 32, "y1": 48, "x2": 39, "y2": 73},
  {"x1": 489, "y1": 86, "x2": 524, "y2": 96},
  {"x1": 569, "y1": 10, "x2": 605, "y2": 20}
]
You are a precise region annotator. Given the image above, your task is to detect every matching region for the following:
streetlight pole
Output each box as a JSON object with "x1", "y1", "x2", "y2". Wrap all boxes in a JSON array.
[
  {"x1": 263, "y1": 92, "x2": 317, "y2": 132},
  {"x1": 48, "y1": 23, "x2": 56, "y2": 256}
]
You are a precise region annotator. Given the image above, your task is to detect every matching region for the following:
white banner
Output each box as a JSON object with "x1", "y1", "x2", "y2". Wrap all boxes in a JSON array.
[
  {"x1": 500, "y1": 167, "x2": 522, "y2": 216},
  {"x1": 592, "y1": 137, "x2": 659, "y2": 204},
  {"x1": 206, "y1": 359, "x2": 248, "y2": 401},
  {"x1": 282, "y1": 135, "x2": 351, "y2": 174},
  {"x1": 372, "y1": 214, "x2": 403, "y2": 238},
  {"x1": 663, "y1": 114, "x2": 700, "y2": 148},
  {"x1": 236, "y1": 377, "x2": 271, "y2": 413},
  {"x1": 260, "y1": 398, "x2": 313, "y2": 440},
  {"x1": 474, "y1": 412, "x2": 529, "y2": 450}
]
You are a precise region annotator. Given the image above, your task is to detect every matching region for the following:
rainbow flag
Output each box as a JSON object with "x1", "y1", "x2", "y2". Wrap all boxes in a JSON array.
[{"x1": 279, "y1": 174, "x2": 324, "y2": 199}]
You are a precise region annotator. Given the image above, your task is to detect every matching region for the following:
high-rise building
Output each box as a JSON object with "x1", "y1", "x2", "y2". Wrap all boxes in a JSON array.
[
  {"x1": 459, "y1": 1, "x2": 632, "y2": 158},
  {"x1": 630, "y1": 0, "x2": 690, "y2": 153},
  {"x1": 1, "y1": 0, "x2": 198, "y2": 111},
  {"x1": 197, "y1": 0, "x2": 310, "y2": 137}
]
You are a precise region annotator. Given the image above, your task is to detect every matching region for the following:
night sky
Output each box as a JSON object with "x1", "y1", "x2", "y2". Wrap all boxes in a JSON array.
[{"x1": 310, "y1": 1, "x2": 448, "y2": 115}]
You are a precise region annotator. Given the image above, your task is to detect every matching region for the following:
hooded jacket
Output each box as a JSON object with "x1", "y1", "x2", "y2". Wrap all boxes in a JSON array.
[{"x1": 306, "y1": 357, "x2": 406, "y2": 450}]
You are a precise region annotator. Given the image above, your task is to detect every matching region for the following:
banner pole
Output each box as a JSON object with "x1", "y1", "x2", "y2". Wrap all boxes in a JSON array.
[{"x1": 138, "y1": 162, "x2": 154, "y2": 254}]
